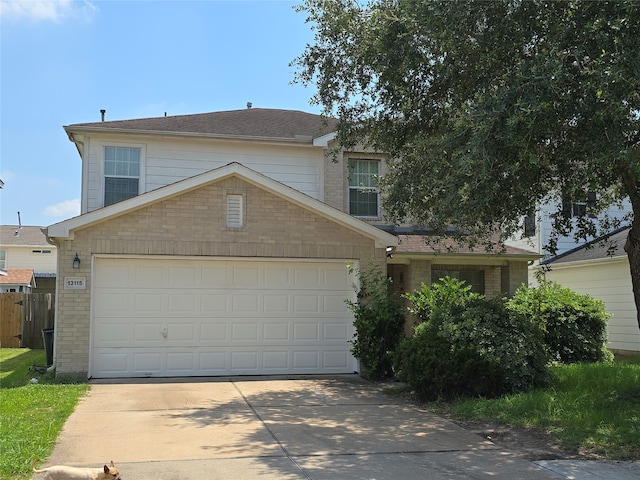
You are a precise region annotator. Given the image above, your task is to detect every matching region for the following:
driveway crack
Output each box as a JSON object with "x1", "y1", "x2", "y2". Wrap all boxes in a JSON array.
[{"x1": 231, "y1": 381, "x2": 312, "y2": 480}]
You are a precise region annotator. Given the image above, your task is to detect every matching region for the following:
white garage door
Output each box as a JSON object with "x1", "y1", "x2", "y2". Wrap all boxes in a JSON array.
[{"x1": 91, "y1": 257, "x2": 358, "y2": 378}]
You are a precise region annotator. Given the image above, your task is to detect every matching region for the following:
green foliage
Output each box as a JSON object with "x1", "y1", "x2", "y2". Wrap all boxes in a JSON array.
[
  {"x1": 395, "y1": 279, "x2": 551, "y2": 400},
  {"x1": 0, "y1": 350, "x2": 88, "y2": 480},
  {"x1": 294, "y1": 0, "x2": 637, "y2": 245},
  {"x1": 508, "y1": 281, "x2": 614, "y2": 363},
  {"x1": 347, "y1": 264, "x2": 406, "y2": 379},
  {"x1": 446, "y1": 359, "x2": 640, "y2": 460},
  {"x1": 294, "y1": 0, "x2": 640, "y2": 333},
  {"x1": 403, "y1": 277, "x2": 481, "y2": 322}
]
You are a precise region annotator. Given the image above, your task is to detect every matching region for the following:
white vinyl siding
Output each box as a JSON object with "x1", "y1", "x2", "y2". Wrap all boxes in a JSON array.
[
  {"x1": 545, "y1": 259, "x2": 640, "y2": 352},
  {"x1": 83, "y1": 138, "x2": 323, "y2": 214}
]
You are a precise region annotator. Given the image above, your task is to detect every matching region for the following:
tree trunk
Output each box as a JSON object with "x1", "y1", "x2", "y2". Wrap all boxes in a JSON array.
[{"x1": 625, "y1": 221, "x2": 640, "y2": 331}]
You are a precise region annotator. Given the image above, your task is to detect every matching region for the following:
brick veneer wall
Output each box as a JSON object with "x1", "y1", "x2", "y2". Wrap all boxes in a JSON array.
[{"x1": 52, "y1": 177, "x2": 387, "y2": 377}]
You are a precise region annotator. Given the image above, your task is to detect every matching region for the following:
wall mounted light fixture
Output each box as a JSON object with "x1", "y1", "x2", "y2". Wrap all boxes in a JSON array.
[{"x1": 73, "y1": 253, "x2": 81, "y2": 269}]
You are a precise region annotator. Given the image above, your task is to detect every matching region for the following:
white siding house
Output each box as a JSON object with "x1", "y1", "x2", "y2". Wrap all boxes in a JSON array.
[{"x1": 540, "y1": 227, "x2": 640, "y2": 353}]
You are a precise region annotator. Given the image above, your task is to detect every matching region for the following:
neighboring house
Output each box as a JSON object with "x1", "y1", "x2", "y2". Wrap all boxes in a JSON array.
[
  {"x1": 46, "y1": 107, "x2": 539, "y2": 379},
  {"x1": 0, "y1": 268, "x2": 36, "y2": 292},
  {"x1": 507, "y1": 199, "x2": 632, "y2": 260},
  {"x1": 539, "y1": 226, "x2": 640, "y2": 353},
  {"x1": 0, "y1": 225, "x2": 57, "y2": 294}
]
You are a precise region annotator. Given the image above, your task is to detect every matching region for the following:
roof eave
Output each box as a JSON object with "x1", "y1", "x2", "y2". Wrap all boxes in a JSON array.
[{"x1": 63, "y1": 125, "x2": 321, "y2": 145}]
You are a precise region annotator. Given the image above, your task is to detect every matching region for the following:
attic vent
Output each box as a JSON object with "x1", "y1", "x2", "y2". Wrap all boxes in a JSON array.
[{"x1": 226, "y1": 194, "x2": 243, "y2": 228}]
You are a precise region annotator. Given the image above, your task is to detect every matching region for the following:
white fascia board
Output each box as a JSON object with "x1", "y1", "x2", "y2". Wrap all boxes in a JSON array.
[
  {"x1": 313, "y1": 132, "x2": 337, "y2": 147},
  {"x1": 542, "y1": 255, "x2": 627, "y2": 270},
  {"x1": 389, "y1": 251, "x2": 541, "y2": 266},
  {"x1": 64, "y1": 125, "x2": 317, "y2": 145},
  {"x1": 46, "y1": 162, "x2": 398, "y2": 248}
]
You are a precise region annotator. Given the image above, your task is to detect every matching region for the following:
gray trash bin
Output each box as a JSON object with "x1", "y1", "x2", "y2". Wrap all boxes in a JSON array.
[{"x1": 42, "y1": 328, "x2": 54, "y2": 366}]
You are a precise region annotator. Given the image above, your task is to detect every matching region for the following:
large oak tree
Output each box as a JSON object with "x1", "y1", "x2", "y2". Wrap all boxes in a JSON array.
[{"x1": 294, "y1": 0, "x2": 640, "y2": 329}]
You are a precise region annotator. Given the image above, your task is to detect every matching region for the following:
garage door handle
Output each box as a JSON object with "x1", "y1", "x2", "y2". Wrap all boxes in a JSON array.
[{"x1": 161, "y1": 328, "x2": 168, "y2": 338}]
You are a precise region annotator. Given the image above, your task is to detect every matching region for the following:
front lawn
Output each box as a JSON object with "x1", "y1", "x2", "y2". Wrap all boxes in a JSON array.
[
  {"x1": 417, "y1": 357, "x2": 640, "y2": 460},
  {"x1": 0, "y1": 349, "x2": 89, "y2": 480}
]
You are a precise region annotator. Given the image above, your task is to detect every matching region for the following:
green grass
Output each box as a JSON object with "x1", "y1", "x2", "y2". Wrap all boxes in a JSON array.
[
  {"x1": 0, "y1": 349, "x2": 89, "y2": 480},
  {"x1": 426, "y1": 358, "x2": 640, "y2": 460}
]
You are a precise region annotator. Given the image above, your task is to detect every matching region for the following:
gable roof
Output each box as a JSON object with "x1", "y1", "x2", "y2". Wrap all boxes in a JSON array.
[
  {"x1": 64, "y1": 108, "x2": 338, "y2": 143},
  {"x1": 541, "y1": 226, "x2": 629, "y2": 265},
  {"x1": 0, "y1": 269, "x2": 36, "y2": 287},
  {"x1": 46, "y1": 162, "x2": 397, "y2": 249},
  {"x1": 1, "y1": 225, "x2": 50, "y2": 247}
]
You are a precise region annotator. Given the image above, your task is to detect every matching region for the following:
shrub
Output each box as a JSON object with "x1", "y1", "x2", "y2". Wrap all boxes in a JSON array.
[
  {"x1": 347, "y1": 264, "x2": 406, "y2": 379},
  {"x1": 395, "y1": 278, "x2": 551, "y2": 400},
  {"x1": 404, "y1": 276, "x2": 482, "y2": 322},
  {"x1": 508, "y1": 281, "x2": 613, "y2": 364}
]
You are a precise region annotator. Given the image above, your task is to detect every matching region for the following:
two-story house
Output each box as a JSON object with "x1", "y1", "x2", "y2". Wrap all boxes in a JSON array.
[
  {"x1": 0, "y1": 225, "x2": 57, "y2": 293},
  {"x1": 46, "y1": 108, "x2": 539, "y2": 379}
]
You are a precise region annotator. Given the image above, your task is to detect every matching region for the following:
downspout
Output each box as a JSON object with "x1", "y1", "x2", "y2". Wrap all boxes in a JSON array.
[{"x1": 42, "y1": 228, "x2": 60, "y2": 373}]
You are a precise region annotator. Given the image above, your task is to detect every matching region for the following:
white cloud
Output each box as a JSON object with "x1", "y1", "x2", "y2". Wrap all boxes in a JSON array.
[
  {"x1": 0, "y1": 0, "x2": 96, "y2": 23},
  {"x1": 42, "y1": 199, "x2": 80, "y2": 218}
]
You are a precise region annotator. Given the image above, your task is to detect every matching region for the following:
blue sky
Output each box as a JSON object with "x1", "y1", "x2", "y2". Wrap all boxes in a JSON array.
[{"x1": 0, "y1": 0, "x2": 320, "y2": 227}]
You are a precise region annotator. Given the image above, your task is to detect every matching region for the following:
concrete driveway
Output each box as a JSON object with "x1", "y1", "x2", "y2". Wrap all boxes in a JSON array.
[{"x1": 36, "y1": 376, "x2": 567, "y2": 479}]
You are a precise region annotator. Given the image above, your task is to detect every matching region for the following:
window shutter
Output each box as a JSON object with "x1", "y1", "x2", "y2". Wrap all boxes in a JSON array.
[{"x1": 226, "y1": 194, "x2": 243, "y2": 228}]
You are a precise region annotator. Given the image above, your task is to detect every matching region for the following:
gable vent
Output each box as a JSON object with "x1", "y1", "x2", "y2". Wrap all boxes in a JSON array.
[{"x1": 226, "y1": 194, "x2": 243, "y2": 228}]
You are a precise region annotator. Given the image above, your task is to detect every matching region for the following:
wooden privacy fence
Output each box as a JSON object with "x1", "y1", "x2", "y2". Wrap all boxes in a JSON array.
[{"x1": 0, "y1": 293, "x2": 54, "y2": 348}]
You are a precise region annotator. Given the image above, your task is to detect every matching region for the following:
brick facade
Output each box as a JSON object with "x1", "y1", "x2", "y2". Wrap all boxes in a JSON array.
[{"x1": 53, "y1": 177, "x2": 386, "y2": 377}]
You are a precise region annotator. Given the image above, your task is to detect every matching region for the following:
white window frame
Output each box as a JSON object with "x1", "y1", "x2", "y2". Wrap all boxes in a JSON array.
[
  {"x1": 347, "y1": 158, "x2": 381, "y2": 218},
  {"x1": 102, "y1": 144, "x2": 145, "y2": 207}
]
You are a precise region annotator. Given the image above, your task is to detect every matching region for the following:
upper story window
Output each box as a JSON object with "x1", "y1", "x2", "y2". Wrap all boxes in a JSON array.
[
  {"x1": 0, "y1": 250, "x2": 6, "y2": 269},
  {"x1": 104, "y1": 146, "x2": 140, "y2": 206},
  {"x1": 348, "y1": 159, "x2": 380, "y2": 217},
  {"x1": 562, "y1": 191, "x2": 597, "y2": 219}
]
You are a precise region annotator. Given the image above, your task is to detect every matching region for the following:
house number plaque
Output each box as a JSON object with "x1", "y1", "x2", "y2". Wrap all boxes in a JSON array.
[{"x1": 64, "y1": 277, "x2": 86, "y2": 290}]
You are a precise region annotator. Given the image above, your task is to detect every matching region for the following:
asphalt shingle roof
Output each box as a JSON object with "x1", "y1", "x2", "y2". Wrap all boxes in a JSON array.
[
  {"x1": 542, "y1": 226, "x2": 629, "y2": 265},
  {"x1": 66, "y1": 108, "x2": 338, "y2": 141},
  {"x1": 394, "y1": 234, "x2": 539, "y2": 256},
  {"x1": 0, "y1": 268, "x2": 35, "y2": 286},
  {"x1": 0, "y1": 225, "x2": 49, "y2": 246}
]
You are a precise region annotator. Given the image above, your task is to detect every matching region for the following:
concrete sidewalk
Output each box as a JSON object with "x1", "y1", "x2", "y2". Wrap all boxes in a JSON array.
[{"x1": 37, "y1": 376, "x2": 638, "y2": 479}]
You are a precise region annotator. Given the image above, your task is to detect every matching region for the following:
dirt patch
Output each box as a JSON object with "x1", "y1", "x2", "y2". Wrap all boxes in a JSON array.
[{"x1": 449, "y1": 418, "x2": 586, "y2": 461}]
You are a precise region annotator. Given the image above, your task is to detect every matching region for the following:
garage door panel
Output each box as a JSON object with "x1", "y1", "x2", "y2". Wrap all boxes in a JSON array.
[
  {"x1": 135, "y1": 265, "x2": 166, "y2": 287},
  {"x1": 200, "y1": 324, "x2": 228, "y2": 341},
  {"x1": 168, "y1": 265, "x2": 199, "y2": 287},
  {"x1": 135, "y1": 293, "x2": 165, "y2": 312},
  {"x1": 264, "y1": 294, "x2": 290, "y2": 312},
  {"x1": 293, "y1": 323, "x2": 320, "y2": 340},
  {"x1": 168, "y1": 293, "x2": 198, "y2": 312},
  {"x1": 95, "y1": 293, "x2": 132, "y2": 313},
  {"x1": 231, "y1": 351, "x2": 259, "y2": 370},
  {"x1": 232, "y1": 323, "x2": 260, "y2": 341},
  {"x1": 201, "y1": 294, "x2": 229, "y2": 312},
  {"x1": 264, "y1": 323, "x2": 289, "y2": 341},
  {"x1": 167, "y1": 323, "x2": 196, "y2": 342},
  {"x1": 232, "y1": 293, "x2": 260, "y2": 312},
  {"x1": 92, "y1": 258, "x2": 357, "y2": 378}
]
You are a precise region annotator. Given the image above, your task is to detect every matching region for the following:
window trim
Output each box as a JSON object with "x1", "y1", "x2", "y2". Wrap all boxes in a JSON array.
[
  {"x1": 347, "y1": 158, "x2": 381, "y2": 218},
  {"x1": 101, "y1": 143, "x2": 146, "y2": 207}
]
